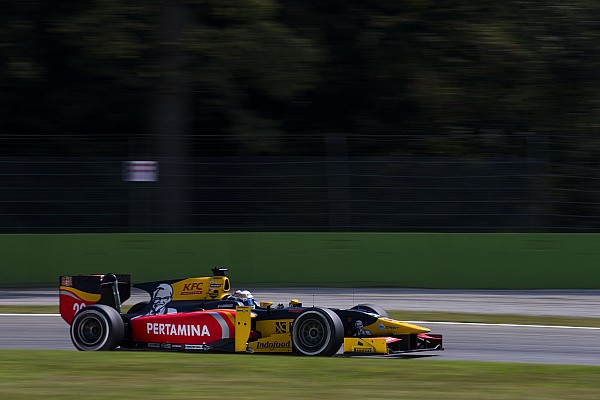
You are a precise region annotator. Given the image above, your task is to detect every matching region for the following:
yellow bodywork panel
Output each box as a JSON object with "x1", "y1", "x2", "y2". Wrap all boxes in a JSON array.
[
  {"x1": 363, "y1": 317, "x2": 430, "y2": 335},
  {"x1": 255, "y1": 319, "x2": 294, "y2": 337},
  {"x1": 169, "y1": 276, "x2": 230, "y2": 301},
  {"x1": 343, "y1": 337, "x2": 389, "y2": 355},
  {"x1": 235, "y1": 306, "x2": 252, "y2": 352},
  {"x1": 248, "y1": 333, "x2": 293, "y2": 353}
]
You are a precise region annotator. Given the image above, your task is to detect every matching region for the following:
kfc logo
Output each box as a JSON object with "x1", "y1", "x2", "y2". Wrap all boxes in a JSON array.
[{"x1": 181, "y1": 282, "x2": 203, "y2": 296}]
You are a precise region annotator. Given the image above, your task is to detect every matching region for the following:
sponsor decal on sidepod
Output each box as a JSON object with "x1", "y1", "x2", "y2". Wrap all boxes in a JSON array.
[
  {"x1": 181, "y1": 283, "x2": 203, "y2": 296},
  {"x1": 256, "y1": 341, "x2": 291, "y2": 351},
  {"x1": 146, "y1": 322, "x2": 211, "y2": 337}
]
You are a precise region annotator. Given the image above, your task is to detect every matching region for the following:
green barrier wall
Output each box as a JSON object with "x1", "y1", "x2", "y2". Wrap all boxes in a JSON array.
[{"x1": 1, "y1": 233, "x2": 599, "y2": 288}]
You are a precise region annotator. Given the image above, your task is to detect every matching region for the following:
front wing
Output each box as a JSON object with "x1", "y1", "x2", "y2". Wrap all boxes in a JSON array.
[{"x1": 342, "y1": 334, "x2": 443, "y2": 356}]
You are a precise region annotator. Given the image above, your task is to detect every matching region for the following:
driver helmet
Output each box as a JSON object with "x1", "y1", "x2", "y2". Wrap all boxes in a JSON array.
[{"x1": 232, "y1": 289, "x2": 255, "y2": 308}]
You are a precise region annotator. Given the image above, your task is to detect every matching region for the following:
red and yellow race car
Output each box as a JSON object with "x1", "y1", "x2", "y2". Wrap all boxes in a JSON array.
[{"x1": 59, "y1": 268, "x2": 443, "y2": 356}]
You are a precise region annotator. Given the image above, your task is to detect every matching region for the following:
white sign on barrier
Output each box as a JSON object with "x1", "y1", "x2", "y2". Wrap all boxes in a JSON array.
[{"x1": 124, "y1": 161, "x2": 158, "y2": 182}]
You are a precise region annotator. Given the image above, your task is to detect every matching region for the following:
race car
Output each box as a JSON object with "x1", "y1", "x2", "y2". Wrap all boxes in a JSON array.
[{"x1": 59, "y1": 268, "x2": 443, "y2": 356}]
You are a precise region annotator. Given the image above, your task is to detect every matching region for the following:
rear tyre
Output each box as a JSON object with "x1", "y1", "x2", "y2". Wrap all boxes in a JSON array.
[
  {"x1": 292, "y1": 308, "x2": 343, "y2": 356},
  {"x1": 351, "y1": 303, "x2": 389, "y2": 318},
  {"x1": 70, "y1": 304, "x2": 124, "y2": 351}
]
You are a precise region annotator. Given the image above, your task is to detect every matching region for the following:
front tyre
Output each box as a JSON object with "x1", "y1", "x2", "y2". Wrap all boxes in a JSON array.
[
  {"x1": 350, "y1": 303, "x2": 389, "y2": 318},
  {"x1": 292, "y1": 308, "x2": 343, "y2": 356},
  {"x1": 70, "y1": 304, "x2": 124, "y2": 351}
]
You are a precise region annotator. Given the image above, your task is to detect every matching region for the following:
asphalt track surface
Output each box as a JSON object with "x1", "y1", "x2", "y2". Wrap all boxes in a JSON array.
[
  {"x1": 4, "y1": 287, "x2": 600, "y2": 317},
  {"x1": 2, "y1": 288, "x2": 600, "y2": 365}
]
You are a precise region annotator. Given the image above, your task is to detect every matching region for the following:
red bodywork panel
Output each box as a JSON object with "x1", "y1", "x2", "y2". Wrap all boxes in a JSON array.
[
  {"x1": 130, "y1": 310, "x2": 237, "y2": 345},
  {"x1": 59, "y1": 288, "x2": 98, "y2": 325}
]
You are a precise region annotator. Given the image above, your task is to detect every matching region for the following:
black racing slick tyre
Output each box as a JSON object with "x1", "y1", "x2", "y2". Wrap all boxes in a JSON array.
[
  {"x1": 291, "y1": 307, "x2": 344, "y2": 356},
  {"x1": 350, "y1": 303, "x2": 389, "y2": 318},
  {"x1": 70, "y1": 304, "x2": 124, "y2": 351}
]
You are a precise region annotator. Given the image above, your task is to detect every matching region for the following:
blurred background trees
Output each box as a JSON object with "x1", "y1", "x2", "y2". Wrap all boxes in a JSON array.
[{"x1": 1, "y1": 1, "x2": 600, "y2": 232}]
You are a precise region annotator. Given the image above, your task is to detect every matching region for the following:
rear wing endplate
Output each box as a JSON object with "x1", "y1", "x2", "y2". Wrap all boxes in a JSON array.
[{"x1": 59, "y1": 274, "x2": 131, "y2": 324}]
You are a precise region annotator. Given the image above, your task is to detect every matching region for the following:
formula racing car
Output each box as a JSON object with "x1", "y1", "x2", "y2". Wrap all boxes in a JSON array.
[{"x1": 59, "y1": 268, "x2": 443, "y2": 356}]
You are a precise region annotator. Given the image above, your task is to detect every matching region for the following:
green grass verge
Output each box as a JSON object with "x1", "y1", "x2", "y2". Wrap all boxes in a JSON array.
[
  {"x1": 0, "y1": 305, "x2": 59, "y2": 314},
  {"x1": 3, "y1": 305, "x2": 600, "y2": 328},
  {"x1": 0, "y1": 350, "x2": 599, "y2": 399}
]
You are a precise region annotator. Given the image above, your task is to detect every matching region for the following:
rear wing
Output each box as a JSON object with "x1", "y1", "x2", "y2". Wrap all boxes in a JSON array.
[{"x1": 59, "y1": 274, "x2": 131, "y2": 324}]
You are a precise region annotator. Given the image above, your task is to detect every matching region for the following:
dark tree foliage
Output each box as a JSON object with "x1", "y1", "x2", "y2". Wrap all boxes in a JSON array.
[
  {"x1": 2, "y1": 1, "x2": 600, "y2": 231},
  {"x1": 3, "y1": 1, "x2": 600, "y2": 156}
]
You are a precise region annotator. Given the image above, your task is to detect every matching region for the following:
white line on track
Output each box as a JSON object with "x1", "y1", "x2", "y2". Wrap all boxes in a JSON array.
[
  {"x1": 0, "y1": 314, "x2": 61, "y2": 317},
  {"x1": 409, "y1": 320, "x2": 600, "y2": 330},
  {"x1": 2, "y1": 314, "x2": 599, "y2": 331}
]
